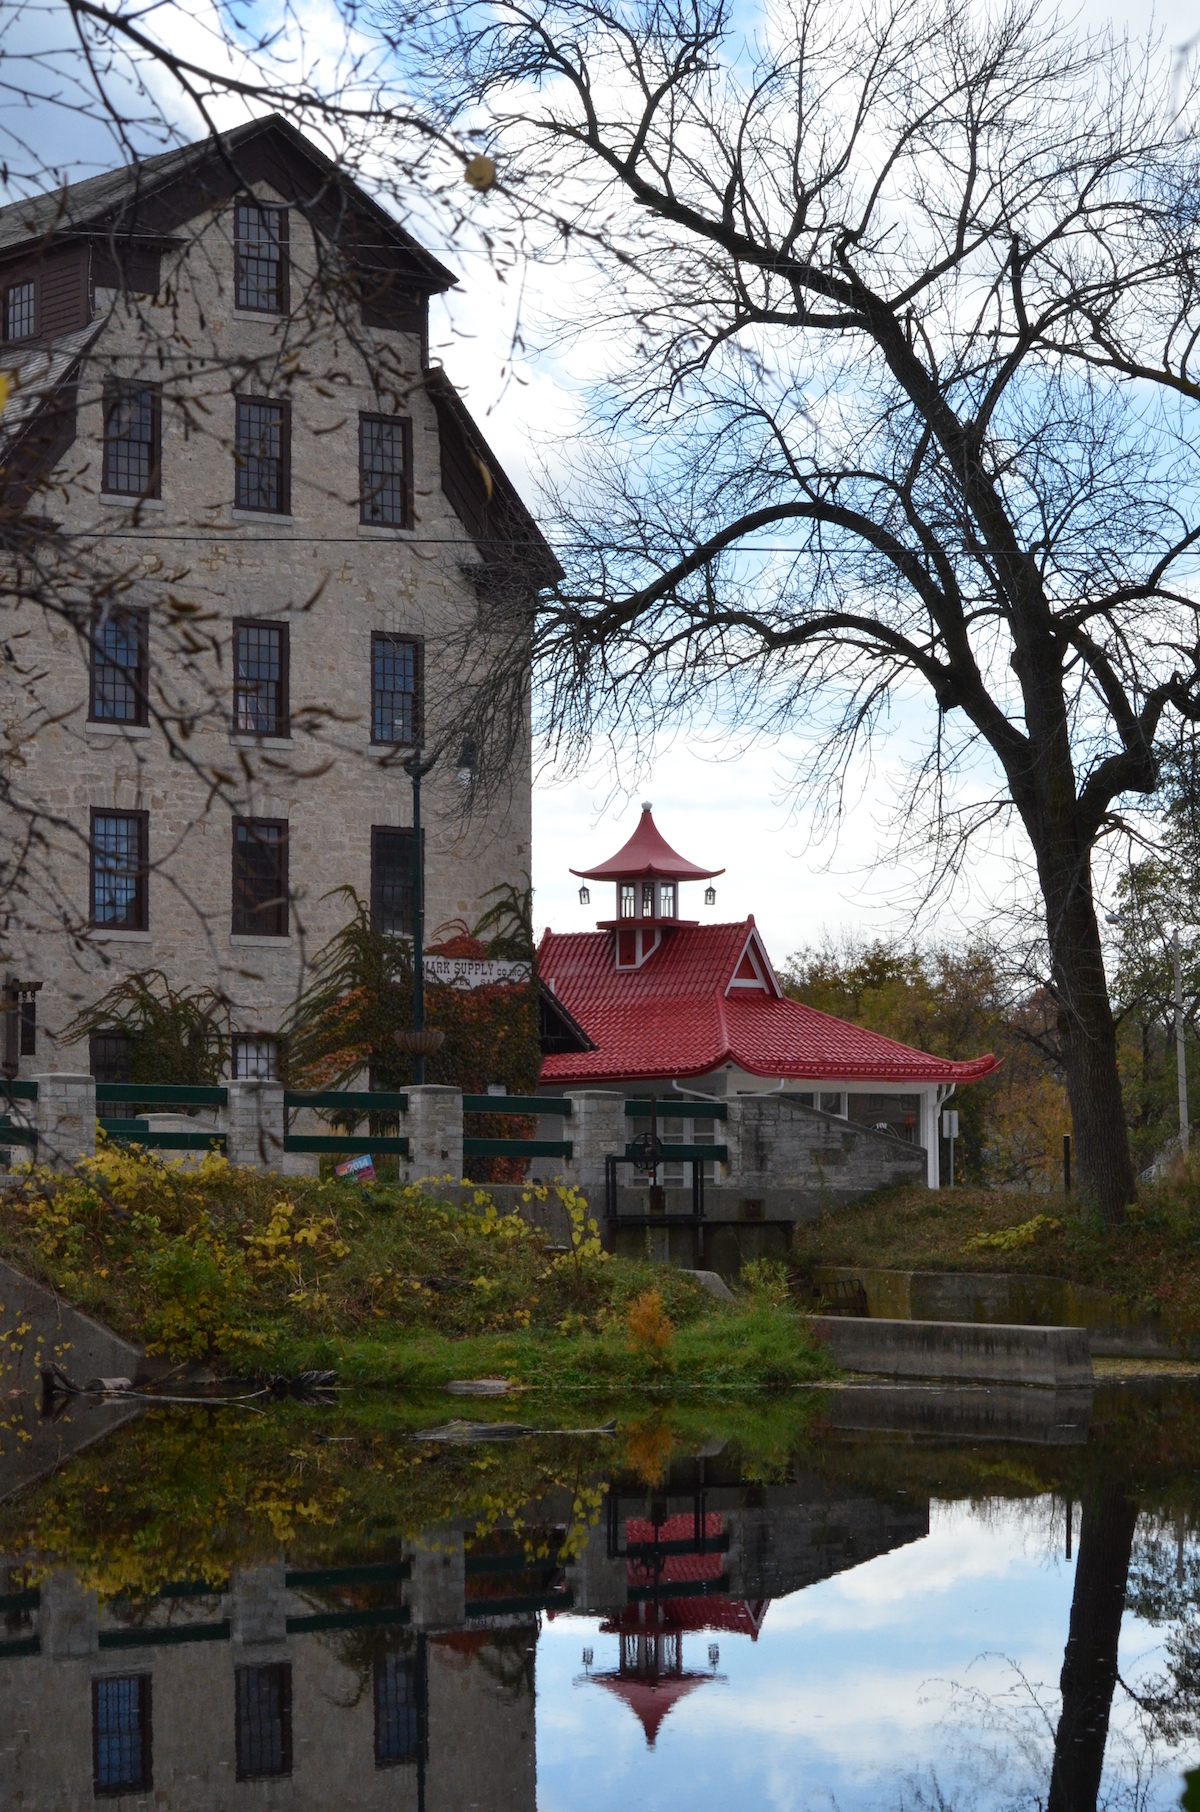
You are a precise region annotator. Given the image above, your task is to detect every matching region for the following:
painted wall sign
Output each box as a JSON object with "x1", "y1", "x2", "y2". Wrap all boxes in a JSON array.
[{"x1": 423, "y1": 957, "x2": 533, "y2": 989}]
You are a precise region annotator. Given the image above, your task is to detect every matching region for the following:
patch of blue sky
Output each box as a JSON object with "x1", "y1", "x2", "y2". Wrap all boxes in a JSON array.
[{"x1": 534, "y1": 1498, "x2": 1198, "y2": 1812}]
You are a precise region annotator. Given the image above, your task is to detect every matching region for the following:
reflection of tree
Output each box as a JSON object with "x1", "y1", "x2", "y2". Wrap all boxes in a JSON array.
[
  {"x1": 1124, "y1": 1516, "x2": 1200, "y2": 1747},
  {"x1": 1048, "y1": 1479, "x2": 1140, "y2": 1812}
]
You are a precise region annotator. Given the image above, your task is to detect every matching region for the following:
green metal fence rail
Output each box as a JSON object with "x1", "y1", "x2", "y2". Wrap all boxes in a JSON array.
[
  {"x1": 0, "y1": 1079, "x2": 38, "y2": 1102},
  {"x1": 0, "y1": 1118, "x2": 37, "y2": 1148},
  {"x1": 626, "y1": 1142, "x2": 728, "y2": 1163},
  {"x1": 282, "y1": 1134, "x2": 410, "y2": 1156},
  {"x1": 464, "y1": 1591, "x2": 573, "y2": 1619},
  {"x1": 462, "y1": 1094, "x2": 572, "y2": 1116},
  {"x1": 96, "y1": 1083, "x2": 228, "y2": 1107},
  {"x1": 285, "y1": 1606, "x2": 410, "y2": 1634},
  {"x1": 100, "y1": 1122, "x2": 228, "y2": 1152},
  {"x1": 463, "y1": 1138, "x2": 573, "y2": 1160},
  {"x1": 285, "y1": 1560, "x2": 411, "y2": 1589},
  {"x1": 284, "y1": 1089, "x2": 409, "y2": 1112},
  {"x1": 98, "y1": 1621, "x2": 231, "y2": 1649},
  {"x1": 625, "y1": 1098, "x2": 727, "y2": 1118}
]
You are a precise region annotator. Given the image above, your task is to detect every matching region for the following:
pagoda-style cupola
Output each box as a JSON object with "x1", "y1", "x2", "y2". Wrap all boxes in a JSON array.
[{"x1": 571, "y1": 803, "x2": 724, "y2": 970}]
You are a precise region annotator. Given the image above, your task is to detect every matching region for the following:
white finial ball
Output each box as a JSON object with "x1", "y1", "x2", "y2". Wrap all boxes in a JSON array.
[{"x1": 641, "y1": 800, "x2": 652, "y2": 811}]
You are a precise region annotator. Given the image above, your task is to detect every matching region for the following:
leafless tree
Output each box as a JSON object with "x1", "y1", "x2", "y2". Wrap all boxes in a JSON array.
[{"x1": 402, "y1": 0, "x2": 1200, "y2": 1218}]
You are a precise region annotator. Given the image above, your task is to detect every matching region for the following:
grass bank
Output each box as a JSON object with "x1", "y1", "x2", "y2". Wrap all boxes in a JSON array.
[
  {"x1": 790, "y1": 1168, "x2": 1200, "y2": 1345},
  {"x1": 0, "y1": 1141, "x2": 832, "y2": 1392}
]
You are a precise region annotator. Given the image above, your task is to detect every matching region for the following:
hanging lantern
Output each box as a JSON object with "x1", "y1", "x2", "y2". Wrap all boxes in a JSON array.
[
  {"x1": 704, "y1": 884, "x2": 716, "y2": 906},
  {"x1": 578, "y1": 884, "x2": 591, "y2": 906}
]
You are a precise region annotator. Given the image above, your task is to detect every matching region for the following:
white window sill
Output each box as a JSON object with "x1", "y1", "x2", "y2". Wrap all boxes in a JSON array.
[
  {"x1": 231, "y1": 308, "x2": 285, "y2": 323},
  {"x1": 230, "y1": 734, "x2": 292, "y2": 748},
  {"x1": 98, "y1": 493, "x2": 164, "y2": 510},
  {"x1": 89, "y1": 928, "x2": 151, "y2": 942},
  {"x1": 230, "y1": 934, "x2": 292, "y2": 948},
  {"x1": 85, "y1": 721, "x2": 152, "y2": 739},
  {"x1": 231, "y1": 509, "x2": 294, "y2": 525},
  {"x1": 357, "y1": 524, "x2": 414, "y2": 539}
]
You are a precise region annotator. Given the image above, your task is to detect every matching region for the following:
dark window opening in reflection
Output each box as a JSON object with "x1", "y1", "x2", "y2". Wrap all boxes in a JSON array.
[
  {"x1": 374, "y1": 1652, "x2": 419, "y2": 1764},
  {"x1": 93, "y1": 1674, "x2": 151, "y2": 1795},
  {"x1": 236, "y1": 1662, "x2": 292, "y2": 1778}
]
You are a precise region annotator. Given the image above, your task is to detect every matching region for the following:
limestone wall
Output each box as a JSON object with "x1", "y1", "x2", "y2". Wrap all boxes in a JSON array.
[{"x1": 3, "y1": 180, "x2": 532, "y2": 1068}]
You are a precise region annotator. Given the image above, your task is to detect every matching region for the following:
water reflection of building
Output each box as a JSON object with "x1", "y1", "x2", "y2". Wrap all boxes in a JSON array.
[
  {"x1": 0, "y1": 1560, "x2": 537, "y2": 1810},
  {"x1": 0, "y1": 1448, "x2": 929, "y2": 1803}
]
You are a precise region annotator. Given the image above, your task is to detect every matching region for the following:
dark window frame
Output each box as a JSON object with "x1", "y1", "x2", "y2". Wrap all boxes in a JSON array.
[
  {"x1": 373, "y1": 1651, "x2": 420, "y2": 1766},
  {"x1": 231, "y1": 816, "x2": 289, "y2": 938},
  {"x1": 90, "y1": 809, "x2": 149, "y2": 931},
  {"x1": 370, "y1": 825, "x2": 421, "y2": 937},
  {"x1": 101, "y1": 380, "x2": 162, "y2": 498},
  {"x1": 370, "y1": 632, "x2": 423, "y2": 747},
  {"x1": 235, "y1": 1662, "x2": 292, "y2": 1780},
  {"x1": 88, "y1": 606, "x2": 148, "y2": 726},
  {"x1": 4, "y1": 279, "x2": 35, "y2": 341},
  {"x1": 234, "y1": 395, "x2": 291, "y2": 515},
  {"x1": 234, "y1": 201, "x2": 289, "y2": 314},
  {"x1": 359, "y1": 413, "x2": 413, "y2": 529},
  {"x1": 232, "y1": 618, "x2": 290, "y2": 737},
  {"x1": 93, "y1": 1673, "x2": 152, "y2": 1796}
]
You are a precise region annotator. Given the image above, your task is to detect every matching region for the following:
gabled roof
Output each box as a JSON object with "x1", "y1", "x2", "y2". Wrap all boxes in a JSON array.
[
  {"x1": 538, "y1": 919, "x2": 997, "y2": 1085},
  {"x1": 0, "y1": 113, "x2": 456, "y2": 292},
  {"x1": 572, "y1": 803, "x2": 723, "y2": 882}
]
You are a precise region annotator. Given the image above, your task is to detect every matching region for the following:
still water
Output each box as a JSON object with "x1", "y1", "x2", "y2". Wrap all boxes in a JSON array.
[{"x1": 1, "y1": 1378, "x2": 1198, "y2": 1809}]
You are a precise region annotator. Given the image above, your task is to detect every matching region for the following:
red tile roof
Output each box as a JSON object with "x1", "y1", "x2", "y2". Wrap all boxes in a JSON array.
[
  {"x1": 538, "y1": 919, "x2": 996, "y2": 1086},
  {"x1": 572, "y1": 803, "x2": 723, "y2": 882}
]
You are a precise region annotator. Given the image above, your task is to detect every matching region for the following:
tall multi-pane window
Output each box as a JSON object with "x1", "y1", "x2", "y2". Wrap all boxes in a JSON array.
[
  {"x1": 234, "y1": 202, "x2": 287, "y2": 312},
  {"x1": 102, "y1": 383, "x2": 160, "y2": 496},
  {"x1": 371, "y1": 827, "x2": 416, "y2": 936},
  {"x1": 91, "y1": 811, "x2": 148, "y2": 930},
  {"x1": 620, "y1": 883, "x2": 635, "y2": 918},
  {"x1": 359, "y1": 415, "x2": 412, "y2": 528},
  {"x1": 374, "y1": 1653, "x2": 420, "y2": 1765},
  {"x1": 231, "y1": 818, "x2": 288, "y2": 937},
  {"x1": 89, "y1": 608, "x2": 147, "y2": 724},
  {"x1": 235, "y1": 1664, "x2": 292, "y2": 1778},
  {"x1": 234, "y1": 398, "x2": 289, "y2": 513},
  {"x1": 90, "y1": 1030, "x2": 137, "y2": 1118},
  {"x1": 93, "y1": 1675, "x2": 152, "y2": 1795},
  {"x1": 4, "y1": 281, "x2": 34, "y2": 340},
  {"x1": 233, "y1": 621, "x2": 288, "y2": 735},
  {"x1": 371, "y1": 634, "x2": 420, "y2": 745}
]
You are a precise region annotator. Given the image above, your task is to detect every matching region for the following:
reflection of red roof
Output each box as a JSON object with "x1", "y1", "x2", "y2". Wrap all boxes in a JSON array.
[
  {"x1": 539, "y1": 921, "x2": 997, "y2": 1086},
  {"x1": 571, "y1": 805, "x2": 723, "y2": 883},
  {"x1": 600, "y1": 1598, "x2": 770, "y2": 1640},
  {"x1": 593, "y1": 1671, "x2": 710, "y2": 1746}
]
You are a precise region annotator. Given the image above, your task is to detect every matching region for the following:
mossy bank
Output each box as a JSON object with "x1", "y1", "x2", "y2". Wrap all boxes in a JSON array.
[{"x1": 0, "y1": 1141, "x2": 833, "y2": 1392}]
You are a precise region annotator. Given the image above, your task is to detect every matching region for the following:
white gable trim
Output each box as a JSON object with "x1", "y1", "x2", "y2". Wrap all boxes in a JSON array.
[{"x1": 724, "y1": 928, "x2": 782, "y2": 997}]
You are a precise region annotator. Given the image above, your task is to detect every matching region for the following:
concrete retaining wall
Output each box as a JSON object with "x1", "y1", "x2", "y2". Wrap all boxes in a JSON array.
[
  {"x1": 0, "y1": 1256, "x2": 142, "y2": 1394},
  {"x1": 808, "y1": 1314, "x2": 1094, "y2": 1387},
  {"x1": 812, "y1": 1265, "x2": 1183, "y2": 1358}
]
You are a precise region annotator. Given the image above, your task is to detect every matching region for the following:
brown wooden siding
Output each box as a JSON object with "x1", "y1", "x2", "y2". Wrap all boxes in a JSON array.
[{"x1": 0, "y1": 244, "x2": 89, "y2": 341}]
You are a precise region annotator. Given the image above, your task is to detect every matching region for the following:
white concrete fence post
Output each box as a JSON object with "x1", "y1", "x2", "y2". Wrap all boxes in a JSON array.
[
  {"x1": 224, "y1": 1080, "x2": 286, "y2": 1171},
  {"x1": 563, "y1": 1090, "x2": 627, "y2": 1202},
  {"x1": 404, "y1": 1085, "x2": 463, "y2": 1183},
  {"x1": 32, "y1": 1073, "x2": 96, "y2": 1171}
]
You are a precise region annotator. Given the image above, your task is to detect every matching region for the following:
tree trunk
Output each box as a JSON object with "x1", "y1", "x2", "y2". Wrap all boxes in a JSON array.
[
  {"x1": 1035, "y1": 847, "x2": 1137, "y2": 1224},
  {"x1": 1047, "y1": 1480, "x2": 1139, "y2": 1812}
]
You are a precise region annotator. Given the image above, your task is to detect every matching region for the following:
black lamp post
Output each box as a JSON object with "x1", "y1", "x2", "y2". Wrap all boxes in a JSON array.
[{"x1": 403, "y1": 739, "x2": 477, "y2": 1086}]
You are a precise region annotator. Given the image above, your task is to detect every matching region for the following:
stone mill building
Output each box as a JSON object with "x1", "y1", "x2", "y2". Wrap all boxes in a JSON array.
[{"x1": 0, "y1": 115, "x2": 558, "y2": 1083}]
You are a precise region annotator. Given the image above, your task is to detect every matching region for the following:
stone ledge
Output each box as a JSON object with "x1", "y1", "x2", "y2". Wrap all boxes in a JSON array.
[{"x1": 808, "y1": 1314, "x2": 1094, "y2": 1388}]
